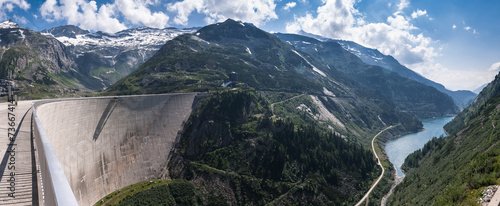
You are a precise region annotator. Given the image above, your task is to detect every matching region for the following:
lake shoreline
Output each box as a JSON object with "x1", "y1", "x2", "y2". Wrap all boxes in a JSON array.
[
  {"x1": 385, "y1": 116, "x2": 454, "y2": 177},
  {"x1": 381, "y1": 116, "x2": 454, "y2": 203}
]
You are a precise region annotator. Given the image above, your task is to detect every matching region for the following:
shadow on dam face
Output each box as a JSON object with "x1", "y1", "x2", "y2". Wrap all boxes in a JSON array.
[{"x1": 34, "y1": 93, "x2": 198, "y2": 206}]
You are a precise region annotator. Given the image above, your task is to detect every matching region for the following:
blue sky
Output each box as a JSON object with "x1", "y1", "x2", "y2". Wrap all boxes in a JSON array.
[{"x1": 3, "y1": 0, "x2": 500, "y2": 91}]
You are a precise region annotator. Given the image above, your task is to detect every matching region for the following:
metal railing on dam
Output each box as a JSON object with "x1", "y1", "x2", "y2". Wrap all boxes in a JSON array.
[
  {"x1": 32, "y1": 93, "x2": 198, "y2": 205},
  {"x1": 33, "y1": 103, "x2": 79, "y2": 206}
]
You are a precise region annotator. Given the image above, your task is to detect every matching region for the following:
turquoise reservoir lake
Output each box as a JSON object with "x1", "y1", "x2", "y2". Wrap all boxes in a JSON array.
[{"x1": 385, "y1": 116, "x2": 454, "y2": 177}]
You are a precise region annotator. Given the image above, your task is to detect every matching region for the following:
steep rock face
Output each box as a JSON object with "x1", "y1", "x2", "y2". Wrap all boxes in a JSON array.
[
  {"x1": 389, "y1": 71, "x2": 500, "y2": 205},
  {"x1": 276, "y1": 33, "x2": 459, "y2": 118},
  {"x1": 0, "y1": 21, "x2": 102, "y2": 97},
  {"x1": 0, "y1": 26, "x2": 73, "y2": 73}
]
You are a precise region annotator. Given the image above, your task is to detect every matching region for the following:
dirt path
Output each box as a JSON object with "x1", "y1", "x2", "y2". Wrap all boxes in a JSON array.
[{"x1": 355, "y1": 125, "x2": 397, "y2": 206}]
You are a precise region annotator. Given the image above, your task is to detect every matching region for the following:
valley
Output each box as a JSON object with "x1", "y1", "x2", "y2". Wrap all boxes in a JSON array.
[
  {"x1": 389, "y1": 73, "x2": 500, "y2": 205},
  {"x1": 386, "y1": 116, "x2": 454, "y2": 177},
  {"x1": 2, "y1": 16, "x2": 498, "y2": 206}
]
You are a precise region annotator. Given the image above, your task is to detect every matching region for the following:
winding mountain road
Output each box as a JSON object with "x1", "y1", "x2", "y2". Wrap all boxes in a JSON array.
[
  {"x1": 270, "y1": 94, "x2": 305, "y2": 114},
  {"x1": 355, "y1": 125, "x2": 397, "y2": 206}
]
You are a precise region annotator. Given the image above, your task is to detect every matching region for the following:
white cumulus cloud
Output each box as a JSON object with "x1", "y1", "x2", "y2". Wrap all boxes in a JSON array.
[
  {"x1": 286, "y1": 0, "x2": 435, "y2": 67},
  {"x1": 283, "y1": 2, "x2": 296, "y2": 11},
  {"x1": 284, "y1": 0, "x2": 496, "y2": 90},
  {"x1": 411, "y1": 9, "x2": 427, "y2": 19},
  {"x1": 0, "y1": 0, "x2": 30, "y2": 20},
  {"x1": 397, "y1": 0, "x2": 409, "y2": 11},
  {"x1": 165, "y1": 0, "x2": 203, "y2": 25},
  {"x1": 285, "y1": 0, "x2": 357, "y2": 38},
  {"x1": 167, "y1": 0, "x2": 277, "y2": 26},
  {"x1": 114, "y1": 0, "x2": 169, "y2": 28},
  {"x1": 40, "y1": 0, "x2": 169, "y2": 33}
]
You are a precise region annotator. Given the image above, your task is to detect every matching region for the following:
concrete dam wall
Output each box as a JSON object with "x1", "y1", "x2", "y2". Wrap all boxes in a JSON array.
[{"x1": 34, "y1": 93, "x2": 197, "y2": 205}]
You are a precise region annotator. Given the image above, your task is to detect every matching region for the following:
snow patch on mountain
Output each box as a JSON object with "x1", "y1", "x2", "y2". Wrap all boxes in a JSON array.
[
  {"x1": 337, "y1": 40, "x2": 393, "y2": 69},
  {"x1": 339, "y1": 42, "x2": 362, "y2": 56},
  {"x1": 19, "y1": 30, "x2": 25, "y2": 39},
  {"x1": 292, "y1": 49, "x2": 327, "y2": 77},
  {"x1": 0, "y1": 20, "x2": 20, "y2": 29},
  {"x1": 323, "y1": 87, "x2": 335, "y2": 97},
  {"x1": 191, "y1": 35, "x2": 210, "y2": 45},
  {"x1": 44, "y1": 27, "x2": 196, "y2": 52}
]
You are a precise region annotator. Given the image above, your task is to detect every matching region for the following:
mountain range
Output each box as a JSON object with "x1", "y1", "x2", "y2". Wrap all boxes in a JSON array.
[
  {"x1": 104, "y1": 19, "x2": 428, "y2": 204},
  {"x1": 106, "y1": 19, "x2": 424, "y2": 134},
  {"x1": 42, "y1": 25, "x2": 196, "y2": 88},
  {"x1": 2, "y1": 19, "x2": 475, "y2": 112},
  {"x1": 275, "y1": 33, "x2": 459, "y2": 118},
  {"x1": 0, "y1": 20, "x2": 196, "y2": 98},
  {"x1": 0, "y1": 20, "x2": 101, "y2": 98},
  {"x1": 295, "y1": 31, "x2": 477, "y2": 109},
  {"x1": 0, "y1": 18, "x2": 485, "y2": 205}
]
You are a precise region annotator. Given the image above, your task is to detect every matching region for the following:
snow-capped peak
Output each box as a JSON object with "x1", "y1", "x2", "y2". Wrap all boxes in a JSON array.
[
  {"x1": 44, "y1": 26, "x2": 196, "y2": 52},
  {"x1": 0, "y1": 19, "x2": 20, "y2": 29}
]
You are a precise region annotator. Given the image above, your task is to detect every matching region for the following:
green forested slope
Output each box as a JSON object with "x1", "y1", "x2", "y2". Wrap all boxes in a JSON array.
[
  {"x1": 167, "y1": 90, "x2": 380, "y2": 205},
  {"x1": 97, "y1": 89, "x2": 415, "y2": 205},
  {"x1": 445, "y1": 73, "x2": 500, "y2": 135},
  {"x1": 389, "y1": 72, "x2": 500, "y2": 205}
]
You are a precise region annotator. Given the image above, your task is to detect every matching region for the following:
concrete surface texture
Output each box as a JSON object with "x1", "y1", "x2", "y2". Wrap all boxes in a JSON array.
[{"x1": 34, "y1": 93, "x2": 197, "y2": 206}]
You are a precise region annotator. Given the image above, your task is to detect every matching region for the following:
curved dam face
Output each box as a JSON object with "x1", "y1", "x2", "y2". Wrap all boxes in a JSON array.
[{"x1": 34, "y1": 93, "x2": 197, "y2": 206}]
